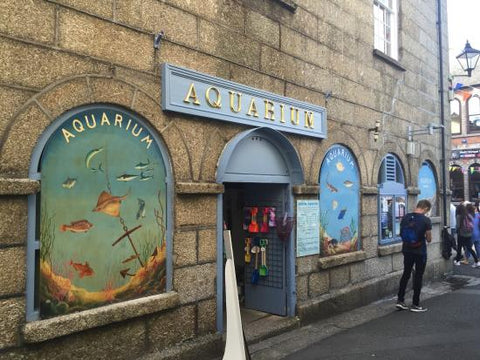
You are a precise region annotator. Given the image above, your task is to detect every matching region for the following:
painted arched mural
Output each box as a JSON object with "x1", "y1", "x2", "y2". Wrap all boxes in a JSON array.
[
  {"x1": 38, "y1": 105, "x2": 167, "y2": 318},
  {"x1": 319, "y1": 145, "x2": 360, "y2": 256},
  {"x1": 418, "y1": 161, "x2": 437, "y2": 215}
]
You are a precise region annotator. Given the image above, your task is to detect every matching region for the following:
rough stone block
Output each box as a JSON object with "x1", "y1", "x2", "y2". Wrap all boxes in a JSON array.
[
  {"x1": 296, "y1": 255, "x2": 318, "y2": 275},
  {"x1": 308, "y1": 271, "x2": 329, "y2": 297},
  {"x1": 296, "y1": 274, "x2": 308, "y2": 301},
  {"x1": 329, "y1": 266, "x2": 350, "y2": 289},
  {"x1": 260, "y1": 45, "x2": 305, "y2": 84},
  {"x1": 176, "y1": 195, "x2": 217, "y2": 227},
  {"x1": 174, "y1": 231, "x2": 197, "y2": 266},
  {"x1": 0, "y1": 247, "x2": 25, "y2": 296},
  {"x1": 0, "y1": 37, "x2": 111, "y2": 89},
  {"x1": 281, "y1": 26, "x2": 306, "y2": 60},
  {"x1": 0, "y1": 103, "x2": 51, "y2": 177},
  {"x1": 292, "y1": 6, "x2": 317, "y2": 39},
  {"x1": 116, "y1": 0, "x2": 198, "y2": 48},
  {"x1": 0, "y1": 86, "x2": 34, "y2": 138},
  {"x1": 58, "y1": 9, "x2": 154, "y2": 71},
  {"x1": 116, "y1": 66, "x2": 159, "y2": 99},
  {"x1": 55, "y1": 0, "x2": 114, "y2": 19},
  {"x1": 160, "y1": 43, "x2": 230, "y2": 80},
  {"x1": 148, "y1": 305, "x2": 195, "y2": 350},
  {"x1": 199, "y1": 20, "x2": 261, "y2": 70},
  {"x1": 173, "y1": 263, "x2": 216, "y2": 304},
  {"x1": 89, "y1": 77, "x2": 136, "y2": 107},
  {"x1": 197, "y1": 298, "x2": 216, "y2": 335},
  {"x1": 0, "y1": 297, "x2": 24, "y2": 350},
  {"x1": 198, "y1": 228, "x2": 216, "y2": 263},
  {"x1": 350, "y1": 256, "x2": 393, "y2": 284},
  {"x1": 246, "y1": 10, "x2": 280, "y2": 48},
  {"x1": 131, "y1": 91, "x2": 168, "y2": 134},
  {"x1": 0, "y1": 196, "x2": 28, "y2": 245},
  {"x1": 37, "y1": 77, "x2": 91, "y2": 119},
  {"x1": 0, "y1": 0, "x2": 55, "y2": 44},
  {"x1": 230, "y1": 64, "x2": 285, "y2": 96}
]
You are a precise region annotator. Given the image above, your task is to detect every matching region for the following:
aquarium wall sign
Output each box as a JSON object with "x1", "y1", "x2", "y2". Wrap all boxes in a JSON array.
[
  {"x1": 38, "y1": 105, "x2": 168, "y2": 319},
  {"x1": 296, "y1": 200, "x2": 320, "y2": 257},
  {"x1": 318, "y1": 145, "x2": 360, "y2": 256},
  {"x1": 162, "y1": 63, "x2": 327, "y2": 139}
]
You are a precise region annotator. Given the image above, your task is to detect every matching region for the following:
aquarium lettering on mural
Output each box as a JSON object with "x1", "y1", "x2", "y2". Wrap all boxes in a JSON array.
[
  {"x1": 60, "y1": 112, "x2": 154, "y2": 149},
  {"x1": 39, "y1": 105, "x2": 167, "y2": 319}
]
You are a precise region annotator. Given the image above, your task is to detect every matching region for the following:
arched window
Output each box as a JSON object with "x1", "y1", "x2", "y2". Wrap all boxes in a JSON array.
[
  {"x1": 378, "y1": 153, "x2": 406, "y2": 245},
  {"x1": 27, "y1": 104, "x2": 172, "y2": 321},
  {"x1": 469, "y1": 163, "x2": 480, "y2": 202},
  {"x1": 450, "y1": 98, "x2": 461, "y2": 135},
  {"x1": 319, "y1": 145, "x2": 360, "y2": 256},
  {"x1": 449, "y1": 164, "x2": 464, "y2": 202},
  {"x1": 468, "y1": 95, "x2": 480, "y2": 133},
  {"x1": 418, "y1": 161, "x2": 438, "y2": 216}
]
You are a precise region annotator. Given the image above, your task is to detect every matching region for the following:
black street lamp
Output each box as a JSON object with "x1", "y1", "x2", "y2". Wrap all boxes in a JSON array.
[{"x1": 456, "y1": 40, "x2": 480, "y2": 77}]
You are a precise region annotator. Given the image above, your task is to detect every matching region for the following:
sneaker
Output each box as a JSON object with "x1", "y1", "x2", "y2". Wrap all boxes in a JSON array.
[
  {"x1": 461, "y1": 259, "x2": 470, "y2": 265},
  {"x1": 472, "y1": 262, "x2": 480, "y2": 268},
  {"x1": 453, "y1": 260, "x2": 461, "y2": 266},
  {"x1": 410, "y1": 305, "x2": 428, "y2": 313},
  {"x1": 396, "y1": 301, "x2": 409, "y2": 310}
]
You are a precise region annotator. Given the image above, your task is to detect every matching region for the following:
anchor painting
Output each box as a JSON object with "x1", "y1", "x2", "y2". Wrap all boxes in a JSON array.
[{"x1": 38, "y1": 106, "x2": 167, "y2": 319}]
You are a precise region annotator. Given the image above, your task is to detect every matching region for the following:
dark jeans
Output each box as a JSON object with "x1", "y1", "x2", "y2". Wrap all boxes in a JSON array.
[
  {"x1": 397, "y1": 252, "x2": 426, "y2": 306},
  {"x1": 455, "y1": 235, "x2": 478, "y2": 262}
]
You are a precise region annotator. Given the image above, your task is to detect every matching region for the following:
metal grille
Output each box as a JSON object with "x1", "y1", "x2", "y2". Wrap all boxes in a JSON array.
[{"x1": 244, "y1": 206, "x2": 285, "y2": 290}]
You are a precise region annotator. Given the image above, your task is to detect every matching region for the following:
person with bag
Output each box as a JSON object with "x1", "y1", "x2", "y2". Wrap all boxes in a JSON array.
[
  {"x1": 396, "y1": 200, "x2": 432, "y2": 313},
  {"x1": 454, "y1": 203, "x2": 480, "y2": 267},
  {"x1": 471, "y1": 203, "x2": 480, "y2": 265}
]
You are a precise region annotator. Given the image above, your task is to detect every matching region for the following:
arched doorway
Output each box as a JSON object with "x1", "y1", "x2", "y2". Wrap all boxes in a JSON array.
[
  {"x1": 216, "y1": 127, "x2": 304, "y2": 331},
  {"x1": 449, "y1": 164, "x2": 464, "y2": 202}
]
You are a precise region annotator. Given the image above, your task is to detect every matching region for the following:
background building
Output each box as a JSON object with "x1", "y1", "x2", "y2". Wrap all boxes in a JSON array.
[{"x1": 0, "y1": 0, "x2": 451, "y2": 359}]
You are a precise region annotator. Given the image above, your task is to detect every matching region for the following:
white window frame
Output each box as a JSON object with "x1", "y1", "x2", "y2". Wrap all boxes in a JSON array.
[{"x1": 374, "y1": 0, "x2": 398, "y2": 60}]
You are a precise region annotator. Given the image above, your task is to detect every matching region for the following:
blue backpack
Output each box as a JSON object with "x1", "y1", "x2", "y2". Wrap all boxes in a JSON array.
[{"x1": 400, "y1": 215, "x2": 422, "y2": 248}]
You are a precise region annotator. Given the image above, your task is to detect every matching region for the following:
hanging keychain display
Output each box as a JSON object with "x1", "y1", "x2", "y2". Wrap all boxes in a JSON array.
[
  {"x1": 248, "y1": 207, "x2": 259, "y2": 233},
  {"x1": 244, "y1": 238, "x2": 251, "y2": 263},
  {"x1": 259, "y1": 238, "x2": 268, "y2": 276}
]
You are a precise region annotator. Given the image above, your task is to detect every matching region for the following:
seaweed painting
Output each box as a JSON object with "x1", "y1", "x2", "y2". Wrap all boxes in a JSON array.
[
  {"x1": 319, "y1": 145, "x2": 360, "y2": 256},
  {"x1": 39, "y1": 106, "x2": 168, "y2": 318}
]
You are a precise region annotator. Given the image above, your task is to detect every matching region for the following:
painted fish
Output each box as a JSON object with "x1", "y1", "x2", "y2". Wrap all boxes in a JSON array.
[
  {"x1": 134, "y1": 159, "x2": 150, "y2": 170},
  {"x1": 344, "y1": 180, "x2": 354, "y2": 188},
  {"x1": 85, "y1": 148, "x2": 104, "y2": 169},
  {"x1": 60, "y1": 219, "x2": 93, "y2": 233},
  {"x1": 332, "y1": 200, "x2": 338, "y2": 210},
  {"x1": 336, "y1": 161, "x2": 345, "y2": 172},
  {"x1": 139, "y1": 172, "x2": 153, "y2": 181},
  {"x1": 62, "y1": 177, "x2": 77, "y2": 189},
  {"x1": 326, "y1": 182, "x2": 338, "y2": 193},
  {"x1": 90, "y1": 163, "x2": 103, "y2": 173},
  {"x1": 70, "y1": 260, "x2": 94, "y2": 278},
  {"x1": 136, "y1": 198, "x2": 146, "y2": 220},
  {"x1": 116, "y1": 174, "x2": 138, "y2": 182},
  {"x1": 338, "y1": 208, "x2": 347, "y2": 220},
  {"x1": 92, "y1": 190, "x2": 128, "y2": 217}
]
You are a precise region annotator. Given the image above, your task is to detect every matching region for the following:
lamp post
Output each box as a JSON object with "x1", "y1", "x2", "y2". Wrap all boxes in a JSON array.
[{"x1": 456, "y1": 40, "x2": 480, "y2": 77}]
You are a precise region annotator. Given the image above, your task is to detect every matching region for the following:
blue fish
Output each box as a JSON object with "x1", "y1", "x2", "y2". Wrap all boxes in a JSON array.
[{"x1": 338, "y1": 208, "x2": 347, "y2": 219}]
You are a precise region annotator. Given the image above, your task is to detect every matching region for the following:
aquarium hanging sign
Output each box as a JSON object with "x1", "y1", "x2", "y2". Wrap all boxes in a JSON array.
[
  {"x1": 162, "y1": 63, "x2": 327, "y2": 139},
  {"x1": 38, "y1": 105, "x2": 168, "y2": 319}
]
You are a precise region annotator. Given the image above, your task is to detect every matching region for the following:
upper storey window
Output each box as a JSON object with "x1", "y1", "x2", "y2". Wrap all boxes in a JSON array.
[
  {"x1": 450, "y1": 98, "x2": 461, "y2": 135},
  {"x1": 468, "y1": 95, "x2": 480, "y2": 133},
  {"x1": 374, "y1": 0, "x2": 398, "y2": 60}
]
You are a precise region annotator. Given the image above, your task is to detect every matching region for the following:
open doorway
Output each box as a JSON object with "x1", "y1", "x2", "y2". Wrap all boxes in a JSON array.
[{"x1": 223, "y1": 183, "x2": 288, "y2": 316}]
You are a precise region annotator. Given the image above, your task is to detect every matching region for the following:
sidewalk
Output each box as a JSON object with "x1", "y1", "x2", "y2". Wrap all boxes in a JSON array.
[{"x1": 248, "y1": 264, "x2": 480, "y2": 360}]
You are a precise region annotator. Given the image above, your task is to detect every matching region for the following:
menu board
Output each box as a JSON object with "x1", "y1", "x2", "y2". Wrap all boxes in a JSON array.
[{"x1": 296, "y1": 200, "x2": 320, "y2": 257}]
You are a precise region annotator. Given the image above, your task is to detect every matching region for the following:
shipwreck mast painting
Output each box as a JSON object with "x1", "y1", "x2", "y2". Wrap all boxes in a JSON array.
[
  {"x1": 39, "y1": 105, "x2": 167, "y2": 319},
  {"x1": 319, "y1": 145, "x2": 360, "y2": 256}
]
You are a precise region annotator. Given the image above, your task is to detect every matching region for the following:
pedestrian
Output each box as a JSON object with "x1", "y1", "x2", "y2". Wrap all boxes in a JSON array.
[
  {"x1": 471, "y1": 203, "x2": 480, "y2": 266},
  {"x1": 454, "y1": 203, "x2": 480, "y2": 267},
  {"x1": 396, "y1": 199, "x2": 432, "y2": 313}
]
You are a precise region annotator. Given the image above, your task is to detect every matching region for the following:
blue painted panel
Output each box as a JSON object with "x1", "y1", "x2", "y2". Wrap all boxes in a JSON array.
[{"x1": 162, "y1": 63, "x2": 327, "y2": 139}]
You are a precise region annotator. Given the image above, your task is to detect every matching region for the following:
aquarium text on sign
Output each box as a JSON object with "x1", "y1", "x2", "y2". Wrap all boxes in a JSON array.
[{"x1": 162, "y1": 63, "x2": 327, "y2": 139}]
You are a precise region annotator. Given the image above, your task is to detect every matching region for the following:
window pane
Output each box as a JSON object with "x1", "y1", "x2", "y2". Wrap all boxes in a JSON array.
[
  {"x1": 394, "y1": 196, "x2": 406, "y2": 236},
  {"x1": 380, "y1": 195, "x2": 394, "y2": 239}
]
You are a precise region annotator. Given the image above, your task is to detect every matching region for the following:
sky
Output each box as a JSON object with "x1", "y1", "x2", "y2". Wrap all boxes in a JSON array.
[{"x1": 447, "y1": 0, "x2": 480, "y2": 73}]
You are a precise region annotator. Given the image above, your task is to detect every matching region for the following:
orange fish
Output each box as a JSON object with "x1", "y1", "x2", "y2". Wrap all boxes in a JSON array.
[
  {"x1": 92, "y1": 190, "x2": 128, "y2": 217},
  {"x1": 70, "y1": 260, "x2": 94, "y2": 278},
  {"x1": 60, "y1": 220, "x2": 93, "y2": 233}
]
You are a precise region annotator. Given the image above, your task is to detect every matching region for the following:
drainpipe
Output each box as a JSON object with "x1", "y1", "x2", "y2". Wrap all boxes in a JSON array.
[{"x1": 437, "y1": 0, "x2": 448, "y2": 228}]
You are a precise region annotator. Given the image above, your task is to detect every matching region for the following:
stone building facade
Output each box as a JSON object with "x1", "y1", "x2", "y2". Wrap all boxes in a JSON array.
[{"x1": 0, "y1": 0, "x2": 451, "y2": 359}]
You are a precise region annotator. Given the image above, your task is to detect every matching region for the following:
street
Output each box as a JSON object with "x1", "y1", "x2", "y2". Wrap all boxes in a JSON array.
[{"x1": 249, "y1": 265, "x2": 480, "y2": 360}]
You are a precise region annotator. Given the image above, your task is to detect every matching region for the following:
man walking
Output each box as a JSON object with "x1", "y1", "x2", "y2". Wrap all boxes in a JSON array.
[{"x1": 396, "y1": 199, "x2": 432, "y2": 312}]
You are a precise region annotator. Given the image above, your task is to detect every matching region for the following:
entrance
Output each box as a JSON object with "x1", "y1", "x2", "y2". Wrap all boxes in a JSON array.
[
  {"x1": 216, "y1": 127, "x2": 304, "y2": 331},
  {"x1": 224, "y1": 183, "x2": 288, "y2": 315}
]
